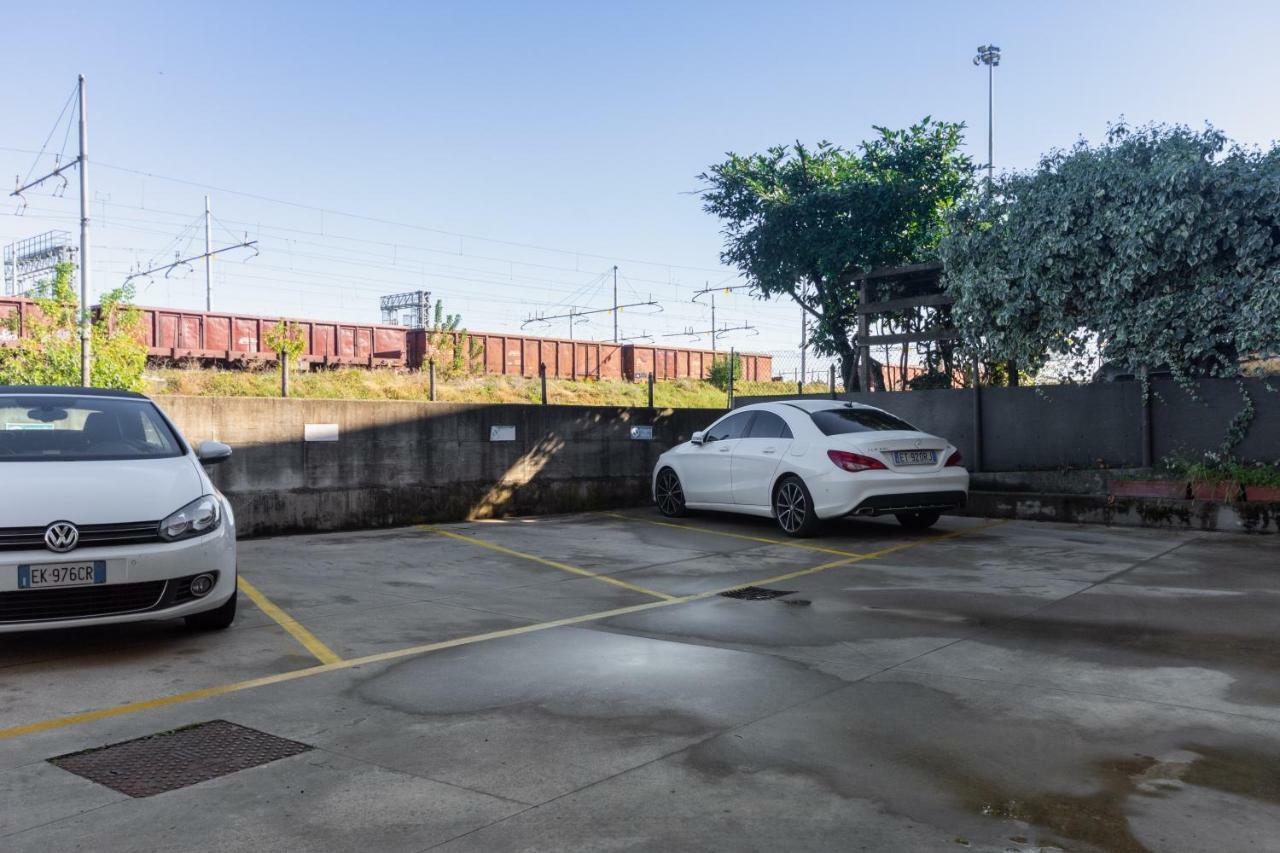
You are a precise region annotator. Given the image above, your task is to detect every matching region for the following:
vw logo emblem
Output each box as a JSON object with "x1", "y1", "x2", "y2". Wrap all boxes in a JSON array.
[{"x1": 44, "y1": 521, "x2": 80, "y2": 553}]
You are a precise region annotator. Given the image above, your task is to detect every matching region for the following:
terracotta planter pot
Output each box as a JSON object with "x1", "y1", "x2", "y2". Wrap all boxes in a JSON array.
[
  {"x1": 1190, "y1": 481, "x2": 1242, "y2": 502},
  {"x1": 1108, "y1": 479, "x2": 1189, "y2": 500},
  {"x1": 1244, "y1": 484, "x2": 1280, "y2": 503}
]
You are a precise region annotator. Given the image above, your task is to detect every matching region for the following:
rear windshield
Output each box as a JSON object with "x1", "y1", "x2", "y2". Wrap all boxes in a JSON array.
[
  {"x1": 0, "y1": 395, "x2": 184, "y2": 461},
  {"x1": 808, "y1": 407, "x2": 916, "y2": 435}
]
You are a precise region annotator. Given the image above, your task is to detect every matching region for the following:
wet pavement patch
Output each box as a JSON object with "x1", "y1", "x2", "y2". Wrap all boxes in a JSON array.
[
  {"x1": 718, "y1": 586, "x2": 796, "y2": 601},
  {"x1": 49, "y1": 720, "x2": 312, "y2": 797},
  {"x1": 958, "y1": 746, "x2": 1280, "y2": 853},
  {"x1": 965, "y1": 755, "x2": 1161, "y2": 853}
]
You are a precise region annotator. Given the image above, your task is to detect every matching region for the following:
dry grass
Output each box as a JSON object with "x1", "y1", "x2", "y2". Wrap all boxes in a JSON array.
[{"x1": 146, "y1": 366, "x2": 740, "y2": 408}]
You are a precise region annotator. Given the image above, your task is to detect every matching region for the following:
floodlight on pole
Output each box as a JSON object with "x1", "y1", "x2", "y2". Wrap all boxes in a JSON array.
[{"x1": 972, "y1": 44, "x2": 1001, "y2": 190}]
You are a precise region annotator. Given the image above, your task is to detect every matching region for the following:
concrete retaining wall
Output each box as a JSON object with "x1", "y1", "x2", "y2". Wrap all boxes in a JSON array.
[
  {"x1": 961, "y1": 492, "x2": 1280, "y2": 534},
  {"x1": 157, "y1": 396, "x2": 723, "y2": 537}
]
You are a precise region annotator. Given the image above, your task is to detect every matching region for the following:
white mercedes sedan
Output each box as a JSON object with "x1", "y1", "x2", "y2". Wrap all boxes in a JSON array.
[
  {"x1": 652, "y1": 400, "x2": 968, "y2": 537},
  {"x1": 0, "y1": 386, "x2": 237, "y2": 633}
]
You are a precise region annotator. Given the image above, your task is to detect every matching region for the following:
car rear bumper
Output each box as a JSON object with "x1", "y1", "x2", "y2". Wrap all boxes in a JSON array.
[
  {"x1": 0, "y1": 512, "x2": 236, "y2": 632},
  {"x1": 809, "y1": 467, "x2": 970, "y2": 519},
  {"x1": 847, "y1": 490, "x2": 968, "y2": 516}
]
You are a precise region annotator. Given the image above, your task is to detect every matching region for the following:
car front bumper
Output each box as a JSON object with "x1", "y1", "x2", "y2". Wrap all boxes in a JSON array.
[
  {"x1": 0, "y1": 509, "x2": 236, "y2": 633},
  {"x1": 808, "y1": 466, "x2": 971, "y2": 519}
]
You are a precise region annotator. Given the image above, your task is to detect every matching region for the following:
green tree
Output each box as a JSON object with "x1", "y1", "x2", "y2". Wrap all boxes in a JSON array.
[
  {"x1": 263, "y1": 319, "x2": 307, "y2": 363},
  {"x1": 699, "y1": 118, "x2": 976, "y2": 389},
  {"x1": 940, "y1": 121, "x2": 1280, "y2": 383},
  {"x1": 0, "y1": 262, "x2": 146, "y2": 390},
  {"x1": 425, "y1": 299, "x2": 482, "y2": 378},
  {"x1": 707, "y1": 352, "x2": 741, "y2": 391},
  {"x1": 263, "y1": 320, "x2": 307, "y2": 397}
]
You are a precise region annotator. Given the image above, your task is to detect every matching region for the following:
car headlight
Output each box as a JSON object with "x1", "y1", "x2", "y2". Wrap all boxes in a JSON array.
[{"x1": 159, "y1": 495, "x2": 222, "y2": 541}]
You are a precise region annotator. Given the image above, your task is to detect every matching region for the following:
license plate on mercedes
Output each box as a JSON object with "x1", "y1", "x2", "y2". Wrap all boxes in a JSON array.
[
  {"x1": 892, "y1": 450, "x2": 937, "y2": 466},
  {"x1": 18, "y1": 561, "x2": 107, "y2": 589}
]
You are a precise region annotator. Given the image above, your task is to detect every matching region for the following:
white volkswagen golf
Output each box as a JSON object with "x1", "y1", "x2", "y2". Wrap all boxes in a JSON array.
[
  {"x1": 0, "y1": 386, "x2": 237, "y2": 632},
  {"x1": 652, "y1": 400, "x2": 968, "y2": 537}
]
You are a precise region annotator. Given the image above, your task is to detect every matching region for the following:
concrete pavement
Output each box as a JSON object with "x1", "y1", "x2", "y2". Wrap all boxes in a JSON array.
[{"x1": 2, "y1": 511, "x2": 1277, "y2": 852}]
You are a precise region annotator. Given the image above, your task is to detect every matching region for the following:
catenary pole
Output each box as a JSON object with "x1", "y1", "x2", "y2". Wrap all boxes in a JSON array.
[
  {"x1": 204, "y1": 195, "x2": 212, "y2": 311},
  {"x1": 77, "y1": 75, "x2": 91, "y2": 387},
  {"x1": 612, "y1": 265, "x2": 619, "y2": 342},
  {"x1": 710, "y1": 292, "x2": 716, "y2": 353},
  {"x1": 799, "y1": 283, "x2": 807, "y2": 392}
]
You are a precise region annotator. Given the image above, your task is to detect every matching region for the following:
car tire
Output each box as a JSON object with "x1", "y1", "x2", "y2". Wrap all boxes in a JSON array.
[
  {"x1": 895, "y1": 510, "x2": 941, "y2": 530},
  {"x1": 184, "y1": 584, "x2": 238, "y2": 630},
  {"x1": 654, "y1": 467, "x2": 689, "y2": 517},
  {"x1": 774, "y1": 475, "x2": 821, "y2": 538}
]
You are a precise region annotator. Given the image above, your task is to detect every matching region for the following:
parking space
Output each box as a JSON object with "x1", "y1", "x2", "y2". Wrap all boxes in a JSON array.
[{"x1": 2, "y1": 510, "x2": 1278, "y2": 852}]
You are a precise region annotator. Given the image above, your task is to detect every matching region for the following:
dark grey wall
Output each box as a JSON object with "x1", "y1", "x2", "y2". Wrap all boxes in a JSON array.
[
  {"x1": 1152, "y1": 379, "x2": 1280, "y2": 463},
  {"x1": 736, "y1": 377, "x2": 1279, "y2": 471},
  {"x1": 980, "y1": 383, "x2": 1143, "y2": 470},
  {"x1": 160, "y1": 397, "x2": 725, "y2": 537}
]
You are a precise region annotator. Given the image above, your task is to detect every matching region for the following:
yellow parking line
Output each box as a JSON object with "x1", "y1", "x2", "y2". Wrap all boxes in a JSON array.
[
  {"x1": 238, "y1": 576, "x2": 343, "y2": 665},
  {"x1": 603, "y1": 511, "x2": 869, "y2": 558},
  {"x1": 0, "y1": 519, "x2": 1002, "y2": 743},
  {"x1": 0, "y1": 600, "x2": 676, "y2": 742},
  {"x1": 423, "y1": 526, "x2": 678, "y2": 601}
]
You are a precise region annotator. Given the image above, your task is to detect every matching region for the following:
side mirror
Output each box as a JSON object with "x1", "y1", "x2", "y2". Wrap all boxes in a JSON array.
[
  {"x1": 690, "y1": 431, "x2": 705, "y2": 446},
  {"x1": 196, "y1": 440, "x2": 233, "y2": 466}
]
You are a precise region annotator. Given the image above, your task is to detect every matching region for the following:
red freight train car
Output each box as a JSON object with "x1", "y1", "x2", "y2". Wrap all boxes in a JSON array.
[
  {"x1": 412, "y1": 331, "x2": 773, "y2": 382},
  {"x1": 0, "y1": 297, "x2": 36, "y2": 348},
  {"x1": 411, "y1": 330, "x2": 625, "y2": 380},
  {"x1": 136, "y1": 306, "x2": 411, "y2": 368},
  {"x1": 8, "y1": 296, "x2": 774, "y2": 383},
  {"x1": 624, "y1": 344, "x2": 771, "y2": 382}
]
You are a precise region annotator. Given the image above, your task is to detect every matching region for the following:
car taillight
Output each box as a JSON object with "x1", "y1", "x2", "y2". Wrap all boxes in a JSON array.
[
  {"x1": 827, "y1": 449, "x2": 887, "y2": 473},
  {"x1": 945, "y1": 450, "x2": 964, "y2": 467}
]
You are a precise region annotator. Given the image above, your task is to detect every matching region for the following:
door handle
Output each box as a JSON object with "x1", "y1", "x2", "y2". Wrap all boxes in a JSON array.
[
  {"x1": 762, "y1": 447, "x2": 776, "y2": 454},
  {"x1": 718, "y1": 446, "x2": 731, "y2": 453}
]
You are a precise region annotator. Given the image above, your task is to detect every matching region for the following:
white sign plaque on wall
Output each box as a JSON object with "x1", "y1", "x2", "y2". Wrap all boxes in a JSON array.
[
  {"x1": 630, "y1": 425, "x2": 654, "y2": 440},
  {"x1": 304, "y1": 423, "x2": 340, "y2": 442},
  {"x1": 489, "y1": 425, "x2": 517, "y2": 442}
]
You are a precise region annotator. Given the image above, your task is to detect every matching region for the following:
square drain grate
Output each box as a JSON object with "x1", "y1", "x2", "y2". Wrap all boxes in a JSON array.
[
  {"x1": 719, "y1": 586, "x2": 796, "y2": 601},
  {"x1": 49, "y1": 720, "x2": 312, "y2": 798}
]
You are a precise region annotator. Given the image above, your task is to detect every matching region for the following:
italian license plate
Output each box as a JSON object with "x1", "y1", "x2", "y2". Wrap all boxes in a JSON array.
[
  {"x1": 17, "y1": 561, "x2": 106, "y2": 590},
  {"x1": 892, "y1": 450, "x2": 937, "y2": 466}
]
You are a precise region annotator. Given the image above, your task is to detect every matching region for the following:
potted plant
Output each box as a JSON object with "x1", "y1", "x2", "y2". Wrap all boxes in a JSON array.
[
  {"x1": 1107, "y1": 476, "x2": 1189, "y2": 500},
  {"x1": 1184, "y1": 456, "x2": 1243, "y2": 502},
  {"x1": 1236, "y1": 461, "x2": 1280, "y2": 502}
]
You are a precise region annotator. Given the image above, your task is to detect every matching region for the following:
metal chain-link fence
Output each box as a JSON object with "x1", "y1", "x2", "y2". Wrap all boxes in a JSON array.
[{"x1": 727, "y1": 348, "x2": 937, "y2": 399}]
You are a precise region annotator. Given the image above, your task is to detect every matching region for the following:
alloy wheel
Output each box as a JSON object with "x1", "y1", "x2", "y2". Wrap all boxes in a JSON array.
[
  {"x1": 656, "y1": 470, "x2": 685, "y2": 516},
  {"x1": 775, "y1": 481, "x2": 807, "y2": 534}
]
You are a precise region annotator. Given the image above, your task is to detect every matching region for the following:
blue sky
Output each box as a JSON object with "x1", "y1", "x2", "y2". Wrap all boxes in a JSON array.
[{"x1": 4, "y1": 0, "x2": 1279, "y2": 359}]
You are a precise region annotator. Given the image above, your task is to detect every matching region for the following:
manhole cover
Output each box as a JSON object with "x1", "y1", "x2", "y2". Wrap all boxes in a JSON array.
[
  {"x1": 49, "y1": 720, "x2": 312, "y2": 798},
  {"x1": 719, "y1": 586, "x2": 796, "y2": 601}
]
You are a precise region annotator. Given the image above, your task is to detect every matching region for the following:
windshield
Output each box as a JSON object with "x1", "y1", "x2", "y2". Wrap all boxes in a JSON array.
[
  {"x1": 809, "y1": 407, "x2": 917, "y2": 435},
  {"x1": 0, "y1": 395, "x2": 184, "y2": 461}
]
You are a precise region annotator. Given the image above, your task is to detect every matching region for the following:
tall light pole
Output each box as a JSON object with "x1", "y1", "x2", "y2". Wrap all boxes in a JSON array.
[
  {"x1": 972, "y1": 44, "x2": 1001, "y2": 190},
  {"x1": 973, "y1": 44, "x2": 1017, "y2": 388}
]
